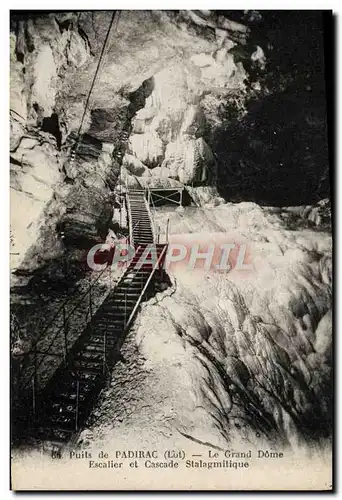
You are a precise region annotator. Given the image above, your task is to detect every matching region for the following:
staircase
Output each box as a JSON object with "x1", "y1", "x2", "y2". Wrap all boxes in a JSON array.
[
  {"x1": 126, "y1": 189, "x2": 155, "y2": 245},
  {"x1": 14, "y1": 189, "x2": 167, "y2": 447}
]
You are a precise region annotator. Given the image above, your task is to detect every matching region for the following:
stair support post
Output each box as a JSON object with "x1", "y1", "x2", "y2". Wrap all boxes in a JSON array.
[
  {"x1": 103, "y1": 330, "x2": 107, "y2": 375},
  {"x1": 89, "y1": 287, "x2": 93, "y2": 320},
  {"x1": 31, "y1": 341, "x2": 37, "y2": 425},
  {"x1": 31, "y1": 375, "x2": 36, "y2": 425},
  {"x1": 124, "y1": 291, "x2": 127, "y2": 326},
  {"x1": 75, "y1": 380, "x2": 80, "y2": 431},
  {"x1": 62, "y1": 304, "x2": 68, "y2": 366},
  {"x1": 166, "y1": 218, "x2": 170, "y2": 244}
]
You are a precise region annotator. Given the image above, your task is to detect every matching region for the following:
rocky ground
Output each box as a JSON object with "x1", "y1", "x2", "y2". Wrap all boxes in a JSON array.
[{"x1": 77, "y1": 201, "x2": 332, "y2": 454}]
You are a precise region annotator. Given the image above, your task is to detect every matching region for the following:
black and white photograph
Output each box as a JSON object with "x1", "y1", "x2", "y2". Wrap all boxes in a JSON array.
[{"x1": 9, "y1": 8, "x2": 333, "y2": 490}]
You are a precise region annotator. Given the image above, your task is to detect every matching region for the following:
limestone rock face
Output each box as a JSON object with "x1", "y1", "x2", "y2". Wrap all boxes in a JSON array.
[
  {"x1": 129, "y1": 132, "x2": 164, "y2": 167},
  {"x1": 123, "y1": 154, "x2": 149, "y2": 176},
  {"x1": 161, "y1": 137, "x2": 216, "y2": 184},
  {"x1": 180, "y1": 105, "x2": 206, "y2": 137},
  {"x1": 122, "y1": 45, "x2": 244, "y2": 187},
  {"x1": 11, "y1": 137, "x2": 61, "y2": 203},
  {"x1": 31, "y1": 45, "x2": 57, "y2": 117}
]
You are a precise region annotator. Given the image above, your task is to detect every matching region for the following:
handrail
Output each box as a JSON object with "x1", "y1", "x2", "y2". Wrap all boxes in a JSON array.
[
  {"x1": 20, "y1": 241, "x2": 144, "y2": 392},
  {"x1": 16, "y1": 220, "x2": 143, "y2": 393},
  {"x1": 24, "y1": 262, "x2": 111, "y2": 358},
  {"x1": 15, "y1": 256, "x2": 111, "y2": 360},
  {"x1": 18, "y1": 264, "x2": 114, "y2": 392},
  {"x1": 126, "y1": 193, "x2": 134, "y2": 246},
  {"x1": 151, "y1": 195, "x2": 160, "y2": 243},
  {"x1": 10, "y1": 312, "x2": 22, "y2": 347},
  {"x1": 145, "y1": 187, "x2": 159, "y2": 243},
  {"x1": 131, "y1": 219, "x2": 140, "y2": 240},
  {"x1": 124, "y1": 244, "x2": 167, "y2": 332}
]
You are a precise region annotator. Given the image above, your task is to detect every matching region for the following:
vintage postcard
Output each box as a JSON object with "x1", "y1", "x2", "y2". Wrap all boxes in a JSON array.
[{"x1": 10, "y1": 9, "x2": 333, "y2": 491}]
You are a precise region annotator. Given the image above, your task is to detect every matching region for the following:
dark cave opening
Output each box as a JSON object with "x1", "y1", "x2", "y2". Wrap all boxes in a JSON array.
[
  {"x1": 41, "y1": 112, "x2": 62, "y2": 150},
  {"x1": 212, "y1": 10, "x2": 331, "y2": 207},
  {"x1": 215, "y1": 85, "x2": 330, "y2": 206}
]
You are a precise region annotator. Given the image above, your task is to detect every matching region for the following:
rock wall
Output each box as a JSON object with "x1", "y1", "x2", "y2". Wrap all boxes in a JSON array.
[{"x1": 10, "y1": 10, "x2": 260, "y2": 275}]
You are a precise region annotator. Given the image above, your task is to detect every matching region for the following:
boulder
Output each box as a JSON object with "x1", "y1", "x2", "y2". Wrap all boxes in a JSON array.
[
  {"x1": 123, "y1": 154, "x2": 148, "y2": 176},
  {"x1": 150, "y1": 114, "x2": 174, "y2": 143},
  {"x1": 120, "y1": 165, "x2": 141, "y2": 189},
  {"x1": 129, "y1": 131, "x2": 164, "y2": 168},
  {"x1": 150, "y1": 165, "x2": 172, "y2": 180},
  {"x1": 180, "y1": 105, "x2": 206, "y2": 138},
  {"x1": 162, "y1": 137, "x2": 216, "y2": 185},
  {"x1": 66, "y1": 31, "x2": 90, "y2": 68}
]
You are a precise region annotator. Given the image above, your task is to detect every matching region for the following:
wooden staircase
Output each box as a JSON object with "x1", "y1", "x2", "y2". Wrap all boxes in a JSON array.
[{"x1": 13, "y1": 189, "x2": 167, "y2": 447}]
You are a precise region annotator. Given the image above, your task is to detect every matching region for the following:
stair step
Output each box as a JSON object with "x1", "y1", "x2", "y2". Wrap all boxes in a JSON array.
[
  {"x1": 124, "y1": 269, "x2": 152, "y2": 275},
  {"x1": 50, "y1": 390, "x2": 87, "y2": 404},
  {"x1": 67, "y1": 370, "x2": 101, "y2": 383},
  {"x1": 130, "y1": 256, "x2": 155, "y2": 262},
  {"x1": 34, "y1": 426, "x2": 73, "y2": 442},
  {"x1": 116, "y1": 284, "x2": 144, "y2": 290},
  {"x1": 128, "y1": 264, "x2": 155, "y2": 269},
  {"x1": 43, "y1": 402, "x2": 78, "y2": 418},
  {"x1": 52, "y1": 376, "x2": 96, "y2": 392},
  {"x1": 121, "y1": 271, "x2": 149, "y2": 277},
  {"x1": 83, "y1": 344, "x2": 109, "y2": 353},
  {"x1": 85, "y1": 338, "x2": 119, "y2": 349},
  {"x1": 76, "y1": 351, "x2": 104, "y2": 361},
  {"x1": 43, "y1": 415, "x2": 76, "y2": 430},
  {"x1": 113, "y1": 294, "x2": 141, "y2": 301},
  {"x1": 118, "y1": 282, "x2": 144, "y2": 289},
  {"x1": 72, "y1": 359, "x2": 103, "y2": 371},
  {"x1": 94, "y1": 319, "x2": 124, "y2": 327},
  {"x1": 88, "y1": 327, "x2": 121, "y2": 337}
]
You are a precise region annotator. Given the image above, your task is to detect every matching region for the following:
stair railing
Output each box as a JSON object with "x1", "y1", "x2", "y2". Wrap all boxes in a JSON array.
[
  {"x1": 144, "y1": 187, "x2": 159, "y2": 243},
  {"x1": 101, "y1": 244, "x2": 142, "y2": 376},
  {"x1": 17, "y1": 264, "x2": 113, "y2": 393},
  {"x1": 10, "y1": 312, "x2": 22, "y2": 349},
  {"x1": 124, "y1": 245, "x2": 168, "y2": 333},
  {"x1": 125, "y1": 193, "x2": 134, "y2": 245},
  {"x1": 15, "y1": 244, "x2": 135, "y2": 398}
]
